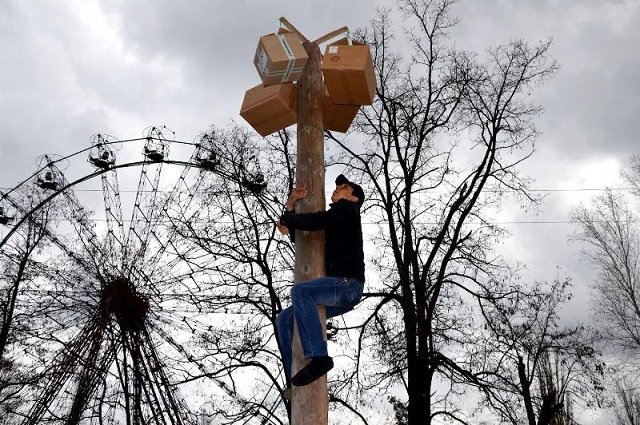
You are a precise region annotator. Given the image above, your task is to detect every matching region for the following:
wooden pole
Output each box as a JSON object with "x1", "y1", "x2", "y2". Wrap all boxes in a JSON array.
[{"x1": 291, "y1": 41, "x2": 328, "y2": 425}]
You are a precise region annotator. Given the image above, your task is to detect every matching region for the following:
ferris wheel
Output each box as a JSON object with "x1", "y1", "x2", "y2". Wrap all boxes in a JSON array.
[{"x1": 0, "y1": 126, "x2": 276, "y2": 424}]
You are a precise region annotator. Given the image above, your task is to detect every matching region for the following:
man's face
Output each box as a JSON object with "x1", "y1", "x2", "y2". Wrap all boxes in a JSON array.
[{"x1": 331, "y1": 183, "x2": 357, "y2": 203}]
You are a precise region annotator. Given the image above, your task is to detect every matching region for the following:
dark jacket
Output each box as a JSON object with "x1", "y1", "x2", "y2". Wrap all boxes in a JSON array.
[{"x1": 280, "y1": 199, "x2": 365, "y2": 282}]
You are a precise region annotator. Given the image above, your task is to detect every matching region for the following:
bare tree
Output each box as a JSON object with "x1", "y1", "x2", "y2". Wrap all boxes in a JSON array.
[
  {"x1": 474, "y1": 278, "x2": 605, "y2": 425},
  {"x1": 614, "y1": 378, "x2": 640, "y2": 425},
  {"x1": 622, "y1": 155, "x2": 640, "y2": 199},
  {"x1": 0, "y1": 217, "x2": 47, "y2": 358},
  {"x1": 572, "y1": 156, "x2": 640, "y2": 424},
  {"x1": 326, "y1": 0, "x2": 558, "y2": 423},
  {"x1": 572, "y1": 187, "x2": 640, "y2": 354},
  {"x1": 0, "y1": 187, "x2": 59, "y2": 417},
  {"x1": 159, "y1": 125, "x2": 293, "y2": 424},
  {"x1": 164, "y1": 125, "x2": 367, "y2": 424}
]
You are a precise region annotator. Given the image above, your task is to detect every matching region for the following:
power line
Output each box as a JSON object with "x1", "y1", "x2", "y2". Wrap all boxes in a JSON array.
[
  {"x1": 0, "y1": 217, "x2": 621, "y2": 226},
  {"x1": 526, "y1": 187, "x2": 632, "y2": 192},
  {"x1": 2, "y1": 186, "x2": 636, "y2": 228},
  {"x1": 8, "y1": 187, "x2": 640, "y2": 193},
  {"x1": 1, "y1": 186, "x2": 637, "y2": 193}
]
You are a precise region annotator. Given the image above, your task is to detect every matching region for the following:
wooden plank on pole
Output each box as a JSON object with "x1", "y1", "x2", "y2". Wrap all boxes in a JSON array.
[{"x1": 291, "y1": 41, "x2": 328, "y2": 425}]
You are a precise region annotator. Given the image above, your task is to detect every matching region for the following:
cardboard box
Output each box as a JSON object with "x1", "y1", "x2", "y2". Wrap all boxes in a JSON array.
[
  {"x1": 240, "y1": 83, "x2": 297, "y2": 137},
  {"x1": 322, "y1": 39, "x2": 376, "y2": 105},
  {"x1": 254, "y1": 32, "x2": 308, "y2": 86},
  {"x1": 323, "y1": 87, "x2": 359, "y2": 133}
]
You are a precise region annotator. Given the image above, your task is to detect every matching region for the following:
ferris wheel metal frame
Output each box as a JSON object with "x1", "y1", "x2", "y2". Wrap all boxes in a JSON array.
[{"x1": 0, "y1": 125, "x2": 275, "y2": 425}]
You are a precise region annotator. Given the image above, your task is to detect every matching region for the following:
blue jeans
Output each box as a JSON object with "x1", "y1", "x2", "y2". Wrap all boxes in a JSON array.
[{"x1": 276, "y1": 276, "x2": 364, "y2": 380}]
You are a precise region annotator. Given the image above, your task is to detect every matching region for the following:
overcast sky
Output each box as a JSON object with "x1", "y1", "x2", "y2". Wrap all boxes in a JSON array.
[{"x1": 1, "y1": 1, "x2": 638, "y2": 423}]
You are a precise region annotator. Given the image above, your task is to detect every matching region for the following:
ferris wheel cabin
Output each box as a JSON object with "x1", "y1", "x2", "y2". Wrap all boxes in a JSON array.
[
  {"x1": 195, "y1": 151, "x2": 219, "y2": 171},
  {"x1": 0, "y1": 205, "x2": 14, "y2": 225},
  {"x1": 241, "y1": 172, "x2": 267, "y2": 194},
  {"x1": 89, "y1": 149, "x2": 116, "y2": 169},
  {"x1": 143, "y1": 139, "x2": 167, "y2": 162},
  {"x1": 37, "y1": 171, "x2": 59, "y2": 190}
]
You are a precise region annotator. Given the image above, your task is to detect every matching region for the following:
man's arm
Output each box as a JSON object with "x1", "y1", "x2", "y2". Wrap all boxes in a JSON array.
[
  {"x1": 276, "y1": 188, "x2": 307, "y2": 236},
  {"x1": 280, "y1": 209, "x2": 336, "y2": 231},
  {"x1": 276, "y1": 187, "x2": 337, "y2": 233}
]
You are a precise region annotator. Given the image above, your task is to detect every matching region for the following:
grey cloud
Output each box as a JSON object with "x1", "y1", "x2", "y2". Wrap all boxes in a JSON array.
[
  {"x1": 1, "y1": 2, "x2": 635, "y2": 422},
  {"x1": 536, "y1": 3, "x2": 640, "y2": 159}
]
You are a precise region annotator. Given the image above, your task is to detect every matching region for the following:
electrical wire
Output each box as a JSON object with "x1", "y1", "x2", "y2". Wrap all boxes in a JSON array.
[
  {"x1": 0, "y1": 217, "x2": 627, "y2": 226},
  {"x1": 1, "y1": 186, "x2": 637, "y2": 193}
]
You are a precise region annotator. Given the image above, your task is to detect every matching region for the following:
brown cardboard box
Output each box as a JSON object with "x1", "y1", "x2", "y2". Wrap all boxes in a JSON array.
[
  {"x1": 240, "y1": 83, "x2": 297, "y2": 137},
  {"x1": 254, "y1": 32, "x2": 308, "y2": 86},
  {"x1": 322, "y1": 39, "x2": 376, "y2": 105},
  {"x1": 323, "y1": 87, "x2": 359, "y2": 133}
]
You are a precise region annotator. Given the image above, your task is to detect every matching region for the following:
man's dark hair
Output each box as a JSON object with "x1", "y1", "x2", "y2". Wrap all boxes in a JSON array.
[{"x1": 335, "y1": 174, "x2": 365, "y2": 206}]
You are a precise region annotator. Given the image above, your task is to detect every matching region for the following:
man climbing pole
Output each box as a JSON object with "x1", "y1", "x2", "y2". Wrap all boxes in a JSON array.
[{"x1": 276, "y1": 174, "x2": 366, "y2": 388}]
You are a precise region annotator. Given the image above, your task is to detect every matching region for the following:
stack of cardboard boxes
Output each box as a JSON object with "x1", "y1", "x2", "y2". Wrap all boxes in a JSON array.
[
  {"x1": 321, "y1": 38, "x2": 376, "y2": 133},
  {"x1": 240, "y1": 24, "x2": 376, "y2": 137}
]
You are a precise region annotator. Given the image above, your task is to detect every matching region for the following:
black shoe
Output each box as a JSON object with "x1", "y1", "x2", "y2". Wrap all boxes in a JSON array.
[{"x1": 291, "y1": 356, "x2": 334, "y2": 387}]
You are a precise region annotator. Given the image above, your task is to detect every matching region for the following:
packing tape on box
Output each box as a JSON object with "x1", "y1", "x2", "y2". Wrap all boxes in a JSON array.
[
  {"x1": 263, "y1": 66, "x2": 305, "y2": 79},
  {"x1": 277, "y1": 34, "x2": 296, "y2": 83},
  {"x1": 256, "y1": 48, "x2": 268, "y2": 74}
]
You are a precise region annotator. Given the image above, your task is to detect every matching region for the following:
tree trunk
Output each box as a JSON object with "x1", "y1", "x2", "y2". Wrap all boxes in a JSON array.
[
  {"x1": 518, "y1": 355, "x2": 537, "y2": 425},
  {"x1": 0, "y1": 247, "x2": 31, "y2": 360},
  {"x1": 405, "y1": 304, "x2": 433, "y2": 424}
]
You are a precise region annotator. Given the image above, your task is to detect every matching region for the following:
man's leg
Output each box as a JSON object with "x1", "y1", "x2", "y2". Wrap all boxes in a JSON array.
[
  {"x1": 289, "y1": 277, "x2": 363, "y2": 386},
  {"x1": 276, "y1": 306, "x2": 294, "y2": 381},
  {"x1": 290, "y1": 277, "x2": 338, "y2": 359}
]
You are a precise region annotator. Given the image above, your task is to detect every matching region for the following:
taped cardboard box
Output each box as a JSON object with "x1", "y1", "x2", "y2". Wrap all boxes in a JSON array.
[
  {"x1": 254, "y1": 31, "x2": 308, "y2": 86},
  {"x1": 240, "y1": 83, "x2": 297, "y2": 137},
  {"x1": 322, "y1": 39, "x2": 376, "y2": 105},
  {"x1": 323, "y1": 87, "x2": 359, "y2": 133}
]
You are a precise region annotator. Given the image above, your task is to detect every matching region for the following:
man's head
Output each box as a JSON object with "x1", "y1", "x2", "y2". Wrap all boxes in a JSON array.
[{"x1": 332, "y1": 174, "x2": 365, "y2": 206}]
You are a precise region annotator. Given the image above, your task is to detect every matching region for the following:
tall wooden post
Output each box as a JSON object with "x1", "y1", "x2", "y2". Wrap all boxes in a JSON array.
[{"x1": 291, "y1": 41, "x2": 328, "y2": 425}]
